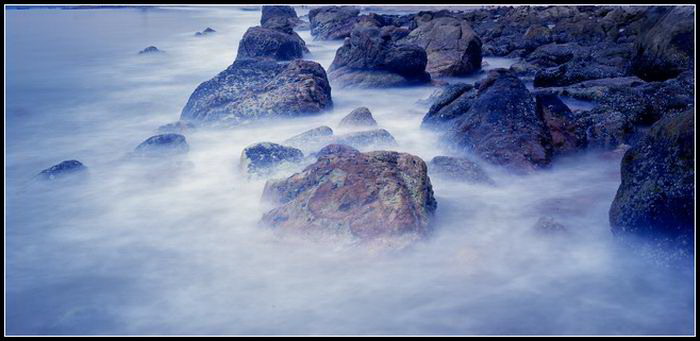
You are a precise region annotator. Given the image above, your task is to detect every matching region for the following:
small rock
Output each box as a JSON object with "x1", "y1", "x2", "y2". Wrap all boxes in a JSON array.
[
  {"x1": 240, "y1": 142, "x2": 304, "y2": 175},
  {"x1": 37, "y1": 160, "x2": 87, "y2": 181},
  {"x1": 334, "y1": 129, "x2": 397, "y2": 150},
  {"x1": 156, "y1": 121, "x2": 196, "y2": 134},
  {"x1": 338, "y1": 107, "x2": 378, "y2": 128},
  {"x1": 134, "y1": 134, "x2": 189, "y2": 157},
  {"x1": 138, "y1": 46, "x2": 163, "y2": 54},
  {"x1": 428, "y1": 156, "x2": 494, "y2": 185},
  {"x1": 533, "y1": 216, "x2": 568, "y2": 234}
]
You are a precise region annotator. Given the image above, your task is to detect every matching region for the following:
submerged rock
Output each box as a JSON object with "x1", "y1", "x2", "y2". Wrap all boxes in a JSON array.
[
  {"x1": 308, "y1": 6, "x2": 360, "y2": 40},
  {"x1": 283, "y1": 126, "x2": 335, "y2": 152},
  {"x1": 334, "y1": 128, "x2": 397, "y2": 150},
  {"x1": 630, "y1": 6, "x2": 694, "y2": 81},
  {"x1": 134, "y1": 134, "x2": 189, "y2": 157},
  {"x1": 240, "y1": 142, "x2": 304, "y2": 175},
  {"x1": 138, "y1": 46, "x2": 163, "y2": 54},
  {"x1": 261, "y1": 144, "x2": 437, "y2": 247},
  {"x1": 156, "y1": 121, "x2": 196, "y2": 134},
  {"x1": 399, "y1": 12, "x2": 482, "y2": 77},
  {"x1": 37, "y1": 160, "x2": 87, "y2": 181},
  {"x1": 609, "y1": 109, "x2": 694, "y2": 250},
  {"x1": 428, "y1": 156, "x2": 494, "y2": 185},
  {"x1": 180, "y1": 59, "x2": 332, "y2": 125},
  {"x1": 195, "y1": 27, "x2": 216, "y2": 36},
  {"x1": 533, "y1": 216, "x2": 568, "y2": 234},
  {"x1": 338, "y1": 107, "x2": 378, "y2": 128}
]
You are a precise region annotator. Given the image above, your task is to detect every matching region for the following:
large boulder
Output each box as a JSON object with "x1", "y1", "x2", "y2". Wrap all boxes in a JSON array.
[
  {"x1": 421, "y1": 83, "x2": 476, "y2": 128},
  {"x1": 630, "y1": 6, "x2": 694, "y2": 81},
  {"x1": 260, "y1": 144, "x2": 437, "y2": 247},
  {"x1": 429, "y1": 69, "x2": 553, "y2": 172},
  {"x1": 240, "y1": 142, "x2": 304, "y2": 175},
  {"x1": 180, "y1": 59, "x2": 332, "y2": 125},
  {"x1": 236, "y1": 26, "x2": 308, "y2": 62},
  {"x1": 399, "y1": 13, "x2": 482, "y2": 77},
  {"x1": 328, "y1": 20, "x2": 430, "y2": 88},
  {"x1": 609, "y1": 109, "x2": 694, "y2": 249},
  {"x1": 308, "y1": 6, "x2": 360, "y2": 40}
]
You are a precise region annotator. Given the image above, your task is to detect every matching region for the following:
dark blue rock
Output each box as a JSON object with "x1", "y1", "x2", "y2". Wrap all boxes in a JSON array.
[
  {"x1": 37, "y1": 160, "x2": 87, "y2": 180},
  {"x1": 138, "y1": 46, "x2": 163, "y2": 54}
]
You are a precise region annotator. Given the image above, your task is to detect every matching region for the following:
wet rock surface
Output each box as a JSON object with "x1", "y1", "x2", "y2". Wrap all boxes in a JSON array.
[
  {"x1": 308, "y1": 6, "x2": 360, "y2": 40},
  {"x1": 328, "y1": 18, "x2": 430, "y2": 88},
  {"x1": 261, "y1": 144, "x2": 437, "y2": 248},
  {"x1": 609, "y1": 109, "x2": 694, "y2": 249},
  {"x1": 180, "y1": 59, "x2": 332, "y2": 125},
  {"x1": 399, "y1": 12, "x2": 483, "y2": 77}
]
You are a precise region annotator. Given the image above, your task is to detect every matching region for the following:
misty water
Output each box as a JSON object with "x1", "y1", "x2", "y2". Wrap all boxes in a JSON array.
[{"x1": 5, "y1": 6, "x2": 694, "y2": 335}]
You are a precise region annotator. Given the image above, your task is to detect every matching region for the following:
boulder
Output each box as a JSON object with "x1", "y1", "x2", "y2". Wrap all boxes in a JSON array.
[
  {"x1": 236, "y1": 26, "x2": 307, "y2": 62},
  {"x1": 609, "y1": 108, "x2": 694, "y2": 249},
  {"x1": 261, "y1": 144, "x2": 437, "y2": 247},
  {"x1": 399, "y1": 14, "x2": 483, "y2": 77},
  {"x1": 338, "y1": 107, "x2": 378, "y2": 128},
  {"x1": 328, "y1": 21, "x2": 430, "y2": 88},
  {"x1": 421, "y1": 83, "x2": 476, "y2": 128},
  {"x1": 260, "y1": 5, "x2": 298, "y2": 27},
  {"x1": 308, "y1": 6, "x2": 360, "y2": 40},
  {"x1": 437, "y1": 69, "x2": 553, "y2": 172},
  {"x1": 37, "y1": 160, "x2": 87, "y2": 181},
  {"x1": 428, "y1": 156, "x2": 494, "y2": 185},
  {"x1": 535, "y1": 94, "x2": 585, "y2": 156},
  {"x1": 180, "y1": 59, "x2": 332, "y2": 125},
  {"x1": 134, "y1": 134, "x2": 189, "y2": 157},
  {"x1": 240, "y1": 142, "x2": 304, "y2": 175},
  {"x1": 630, "y1": 6, "x2": 694, "y2": 81}
]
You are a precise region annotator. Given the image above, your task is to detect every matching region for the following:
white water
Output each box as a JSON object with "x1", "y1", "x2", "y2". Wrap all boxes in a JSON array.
[{"x1": 5, "y1": 6, "x2": 694, "y2": 335}]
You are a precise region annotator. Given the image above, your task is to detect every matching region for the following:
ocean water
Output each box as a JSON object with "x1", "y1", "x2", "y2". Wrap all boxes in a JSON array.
[{"x1": 5, "y1": 6, "x2": 695, "y2": 335}]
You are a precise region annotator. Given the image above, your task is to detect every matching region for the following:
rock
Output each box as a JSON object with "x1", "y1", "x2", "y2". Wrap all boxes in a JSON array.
[
  {"x1": 156, "y1": 121, "x2": 196, "y2": 134},
  {"x1": 138, "y1": 46, "x2": 163, "y2": 54},
  {"x1": 37, "y1": 160, "x2": 87, "y2": 181},
  {"x1": 236, "y1": 26, "x2": 307, "y2": 62},
  {"x1": 196, "y1": 27, "x2": 216, "y2": 36},
  {"x1": 437, "y1": 69, "x2": 553, "y2": 172},
  {"x1": 338, "y1": 107, "x2": 378, "y2": 128},
  {"x1": 421, "y1": 83, "x2": 476, "y2": 128},
  {"x1": 334, "y1": 129, "x2": 397, "y2": 150},
  {"x1": 308, "y1": 6, "x2": 360, "y2": 40},
  {"x1": 526, "y1": 43, "x2": 582, "y2": 68},
  {"x1": 260, "y1": 144, "x2": 437, "y2": 247},
  {"x1": 328, "y1": 20, "x2": 430, "y2": 88},
  {"x1": 240, "y1": 142, "x2": 304, "y2": 175},
  {"x1": 261, "y1": 5, "x2": 298, "y2": 26},
  {"x1": 609, "y1": 108, "x2": 694, "y2": 249},
  {"x1": 428, "y1": 156, "x2": 494, "y2": 185},
  {"x1": 399, "y1": 13, "x2": 482, "y2": 77},
  {"x1": 283, "y1": 126, "x2": 335, "y2": 152},
  {"x1": 631, "y1": 6, "x2": 694, "y2": 81},
  {"x1": 533, "y1": 216, "x2": 568, "y2": 234},
  {"x1": 533, "y1": 45, "x2": 631, "y2": 88},
  {"x1": 535, "y1": 94, "x2": 585, "y2": 155},
  {"x1": 134, "y1": 134, "x2": 189, "y2": 157},
  {"x1": 180, "y1": 59, "x2": 332, "y2": 125}
]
